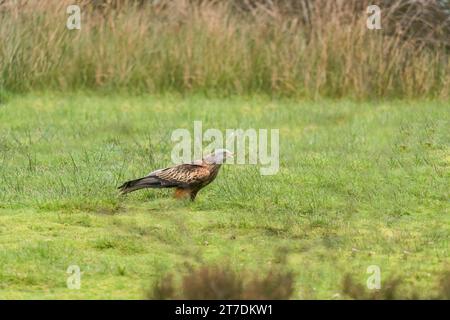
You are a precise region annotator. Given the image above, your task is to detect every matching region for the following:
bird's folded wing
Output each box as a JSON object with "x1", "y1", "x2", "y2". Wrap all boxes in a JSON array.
[{"x1": 153, "y1": 164, "x2": 210, "y2": 185}]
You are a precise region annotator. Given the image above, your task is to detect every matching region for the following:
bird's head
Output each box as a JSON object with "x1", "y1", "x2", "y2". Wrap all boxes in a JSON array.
[{"x1": 204, "y1": 148, "x2": 234, "y2": 164}]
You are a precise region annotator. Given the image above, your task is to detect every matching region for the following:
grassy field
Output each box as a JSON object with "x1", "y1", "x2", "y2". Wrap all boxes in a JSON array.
[{"x1": 0, "y1": 93, "x2": 448, "y2": 299}]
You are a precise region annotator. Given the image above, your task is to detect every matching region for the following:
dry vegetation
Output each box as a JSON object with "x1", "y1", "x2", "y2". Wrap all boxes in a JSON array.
[
  {"x1": 1, "y1": 0, "x2": 449, "y2": 98},
  {"x1": 149, "y1": 265, "x2": 295, "y2": 299},
  {"x1": 341, "y1": 270, "x2": 450, "y2": 300},
  {"x1": 148, "y1": 264, "x2": 450, "y2": 299}
]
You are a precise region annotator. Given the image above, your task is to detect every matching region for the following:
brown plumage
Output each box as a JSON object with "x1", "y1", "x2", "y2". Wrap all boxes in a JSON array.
[{"x1": 118, "y1": 149, "x2": 233, "y2": 201}]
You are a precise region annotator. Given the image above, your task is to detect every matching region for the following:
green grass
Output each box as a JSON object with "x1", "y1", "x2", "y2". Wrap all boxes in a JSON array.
[{"x1": 0, "y1": 93, "x2": 448, "y2": 299}]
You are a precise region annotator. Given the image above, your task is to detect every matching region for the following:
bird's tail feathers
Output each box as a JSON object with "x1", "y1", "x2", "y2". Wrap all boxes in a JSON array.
[{"x1": 118, "y1": 176, "x2": 166, "y2": 194}]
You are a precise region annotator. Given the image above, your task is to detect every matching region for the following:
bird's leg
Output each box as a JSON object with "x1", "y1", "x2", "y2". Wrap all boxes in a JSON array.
[{"x1": 190, "y1": 190, "x2": 199, "y2": 201}]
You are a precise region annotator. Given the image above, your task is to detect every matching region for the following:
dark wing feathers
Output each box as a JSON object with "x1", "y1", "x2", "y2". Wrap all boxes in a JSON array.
[{"x1": 118, "y1": 175, "x2": 175, "y2": 194}]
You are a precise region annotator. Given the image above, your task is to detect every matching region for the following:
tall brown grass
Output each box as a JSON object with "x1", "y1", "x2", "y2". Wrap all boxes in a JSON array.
[{"x1": 1, "y1": 0, "x2": 449, "y2": 99}]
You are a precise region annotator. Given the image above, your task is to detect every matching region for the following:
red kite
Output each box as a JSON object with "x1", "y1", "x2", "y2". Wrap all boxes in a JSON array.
[{"x1": 118, "y1": 149, "x2": 233, "y2": 201}]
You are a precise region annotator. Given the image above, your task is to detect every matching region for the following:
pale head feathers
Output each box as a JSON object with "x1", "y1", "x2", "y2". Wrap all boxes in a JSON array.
[{"x1": 203, "y1": 149, "x2": 234, "y2": 164}]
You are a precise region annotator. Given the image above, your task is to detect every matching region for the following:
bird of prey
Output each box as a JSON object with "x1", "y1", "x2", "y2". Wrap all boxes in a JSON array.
[{"x1": 118, "y1": 149, "x2": 233, "y2": 201}]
